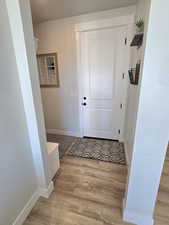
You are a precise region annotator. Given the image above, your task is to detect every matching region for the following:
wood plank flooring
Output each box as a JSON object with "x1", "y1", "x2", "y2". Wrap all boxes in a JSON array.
[
  {"x1": 154, "y1": 149, "x2": 169, "y2": 225},
  {"x1": 23, "y1": 150, "x2": 169, "y2": 225},
  {"x1": 23, "y1": 156, "x2": 132, "y2": 225}
]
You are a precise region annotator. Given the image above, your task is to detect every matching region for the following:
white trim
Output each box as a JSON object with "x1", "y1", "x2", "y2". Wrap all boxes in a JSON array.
[
  {"x1": 12, "y1": 182, "x2": 54, "y2": 225},
  {"x1": 123, "y1": 201, "x2": 154, "y2": 225},
  {"x1": 124, "y1": 141, "x2": 130, "y2": 166},
  {"x1": 75, "y1": 15, "x2": 135, "y2": 32},
  {"x1": 75, "y1": 16, "x2": 134, "y2": 140},
  {"x1": 13, "y1": 189, "x2": 40, "y2": 225},
  {"x1": 76, "y1": 31, "x2": 84, "y2": 138},
  {"x1": 39, "y1": 181, "x2": 54, "y2": 198},
  {"x1": 47, "y1": 129, "x2": 82, "y2": 137}
]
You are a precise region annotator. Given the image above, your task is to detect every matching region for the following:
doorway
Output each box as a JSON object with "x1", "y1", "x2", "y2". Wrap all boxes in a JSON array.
[{"x1": 76, "y1": 18, "x2": 131, "y2": 140}]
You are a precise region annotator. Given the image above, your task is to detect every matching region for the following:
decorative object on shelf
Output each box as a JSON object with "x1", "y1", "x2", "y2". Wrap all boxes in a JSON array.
[
  {"x1": 136, "y1": 18, "x2": 144, "y2": 33},
  {"x1": 37, "y1": 52, "x2": 59, "y2": 88},
  {"x1": 128, "y1": 61, "x2": 141, "y2": 85},
  {"x1": 131, "y1": 19, "x2": 144, "y2": 49},
  {"x1": 130, "y1": 33, "x2": 144, "y2": 48}
]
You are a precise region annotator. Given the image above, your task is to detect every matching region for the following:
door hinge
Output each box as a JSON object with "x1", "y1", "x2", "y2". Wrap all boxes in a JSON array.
[
  {"x1": 120, "y1": 103, "x2": 123, "y2": 109},
  {"x1": 118, "y1": 129, "x2": 121, "y2": 134},
  {"x1": 122, "y1": 73, "x2": 125, "y2": 79},
  {"x1": 125, "y1": 38, "x2": 127, "y2": 45}
]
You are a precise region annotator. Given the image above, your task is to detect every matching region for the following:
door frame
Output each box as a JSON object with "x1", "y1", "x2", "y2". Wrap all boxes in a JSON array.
[{"x1": 75, "y1": 15, "x2": 135, "y2": 141}]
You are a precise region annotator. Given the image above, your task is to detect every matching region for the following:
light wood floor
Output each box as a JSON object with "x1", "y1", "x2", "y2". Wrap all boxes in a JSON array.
[
  {"x1": 154, "y1": 149, "x2": 169, "y2": 225},
  {"x1": 24, "y1": 156, "x2": 132, "y2": 225},
  {"x1": 23, "y1": 152, "x2": 169, "y2": 225}
]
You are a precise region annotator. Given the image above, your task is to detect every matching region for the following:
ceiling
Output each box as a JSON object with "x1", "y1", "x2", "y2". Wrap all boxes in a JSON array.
[{"x1": 30, "y1": 0, "x2": 137, "y2": 24}]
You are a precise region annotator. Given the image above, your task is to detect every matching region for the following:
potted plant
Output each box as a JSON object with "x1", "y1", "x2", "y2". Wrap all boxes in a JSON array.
[{"x1": 136, "y1": 19, "x2": 144, "y2": 33}]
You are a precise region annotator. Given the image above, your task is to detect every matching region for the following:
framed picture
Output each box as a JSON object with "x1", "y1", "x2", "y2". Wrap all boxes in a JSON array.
[{"x1": 37, "y1": 53, "x2": 59, "y2": 88}]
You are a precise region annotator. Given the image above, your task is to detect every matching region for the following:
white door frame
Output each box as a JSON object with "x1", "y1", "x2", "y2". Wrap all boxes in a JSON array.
[{"x1": 75, "y1": 15, "x2": 135, "y2": 141}]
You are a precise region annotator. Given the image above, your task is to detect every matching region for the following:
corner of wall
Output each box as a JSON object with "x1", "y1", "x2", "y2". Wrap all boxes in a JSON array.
[
  {"x1": 39, "y1": 181, "x2": 54, "y2": 198},
  {"x1": 13, "y1": 181, "x2": 54, "y2": 225},
  {"x1": 12, "y1": 189, "x2": 40, "y2": 225}
]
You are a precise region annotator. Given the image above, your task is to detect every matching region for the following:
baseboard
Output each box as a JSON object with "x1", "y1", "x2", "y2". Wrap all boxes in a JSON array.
[
  {"x1": 13, "y1": 189, "x2": 40, "y2": 225},
  {"x1": 123, "y1": 199, "x2": 154, "y2": 225},
  {"x1": 47, "y1": 129, "x2": 81, "y2": 137},
  {"x1": 124, "y1": 141, "x2": 130, "y2": 166},
  {"x1": 12, "y1": 182, "x2": 54, "y2": 225},
  {"x1": 39, "y1": 181, "x2": 54, "y2": 198}
]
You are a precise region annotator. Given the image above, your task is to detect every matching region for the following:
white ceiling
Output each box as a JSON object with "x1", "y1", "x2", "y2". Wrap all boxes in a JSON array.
[{"x1": 30, "y1": 0, "x2": 137, "y2": 24}]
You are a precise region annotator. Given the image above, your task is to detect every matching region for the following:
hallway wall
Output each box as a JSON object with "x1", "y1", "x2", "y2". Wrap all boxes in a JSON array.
[
  {"x1": 34, "y1": 6, "x2": 136, "y2": 136},
  {"x1": 124, "y1": 0, "x2": 151, "y2": 163},
  {"x1": 123, "y1": 0, "x2": 169, "y2": 223},
  {"x1": 0, "y1": 1, "x2": 38, "y2": 224}
]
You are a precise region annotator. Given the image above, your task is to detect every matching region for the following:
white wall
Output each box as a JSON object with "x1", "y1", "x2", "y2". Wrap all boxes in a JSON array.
[
  {"x1": 123, "y1": 0, "x2": 169, "y2": 224},
  {"x1": 124, "y1": 0, "x2": 151, "y2": 163},
  {"x1": 6, "y1": 0, "x2": 52, "y2": 188},
  {"x1": 34, "y1": 6, "x2": 136, "y2": 136},
  {"x1": 0, "y1": 1, "x2": 38, "y2": 224}
]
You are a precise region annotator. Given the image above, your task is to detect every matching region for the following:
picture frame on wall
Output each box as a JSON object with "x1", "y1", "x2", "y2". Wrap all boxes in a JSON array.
[{"x1": 37, "y1": 52, "x2": 59, "y2": 88}]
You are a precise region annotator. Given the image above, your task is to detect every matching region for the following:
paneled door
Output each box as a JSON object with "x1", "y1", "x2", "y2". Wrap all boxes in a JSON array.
[{"x1": 80, "y1": 26, "x2": 127, "y2": 140}]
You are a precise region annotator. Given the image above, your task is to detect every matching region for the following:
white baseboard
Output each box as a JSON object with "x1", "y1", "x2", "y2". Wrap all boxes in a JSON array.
[
  {"x1": 13, "y1": 182, "x2": 54, "y2": 225},
  {"x1": 124, "y1": 141, "x2": 130, "y2": 166},
  {"x1": 13, "y1": 189, "x2": 40, "y2": 225},
  {"x1": 123, "y1": 199, "x2": 154, "y2": 225},
  {"x1": 39, "y1": 181, "x2": 54, "y2": 198},
  {"x1": 47, "y1": 129, "x2": 81, "y2": 137}
]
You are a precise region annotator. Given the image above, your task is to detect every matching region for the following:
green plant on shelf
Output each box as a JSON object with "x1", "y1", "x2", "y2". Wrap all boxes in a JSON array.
[{"x1": 136, "y1": 18, "x2": 144, "y2": 33}]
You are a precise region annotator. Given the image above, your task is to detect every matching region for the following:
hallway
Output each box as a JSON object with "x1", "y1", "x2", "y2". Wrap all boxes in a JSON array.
[
  {"x1": 23, "y1": 156, "x2": 131, "y2": 225},
  {"x1": 22, "y1": 146, "x2": 169, "y2": 225},
  {"x1": 2, "y1": 0, "x2": 169, "y2": 225}
]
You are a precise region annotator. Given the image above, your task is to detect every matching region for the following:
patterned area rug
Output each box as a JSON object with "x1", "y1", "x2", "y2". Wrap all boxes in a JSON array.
[{"x1": 67, "y1": 138, "x2": 126, "y2": 165}]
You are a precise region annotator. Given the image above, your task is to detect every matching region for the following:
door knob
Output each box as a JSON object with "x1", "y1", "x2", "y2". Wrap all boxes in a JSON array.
[{"x1": 82, "y1": 103, "x2": 87, "y2": 106}]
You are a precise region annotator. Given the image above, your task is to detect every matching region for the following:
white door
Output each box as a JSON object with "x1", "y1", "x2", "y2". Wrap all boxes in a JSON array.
[{"x1": 80, "y1": 27, "x2": 127, "y2": 140}]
